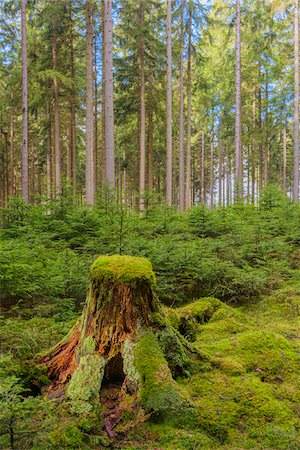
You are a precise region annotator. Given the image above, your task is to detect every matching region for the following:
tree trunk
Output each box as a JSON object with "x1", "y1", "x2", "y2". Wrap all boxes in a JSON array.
[
  {"x1": 147, "y1": 74, "x2": 154, "y2": 192},
  {"x1": 201, "y1": 130, "x2": 205, "y2": 203},
  {"x1": 294, "y1": 0, "x2": 299, "y2": 201},
  {"x1": 264, "y1": 68, "x2": 269, "y2": 186},
  {"x1": 69, "y1": 3, "x2": 77, "y2": 203},
  {"x1": 251, "y1": 88, "x2": 256, "y2": 204},
  {"x1": 218, "y1": 108, "x2": 223, "y2": 206},
  {"x1": 21, "y1": 0, "x2": 28, "y2": 203},
  {"x1": 86, "y1": 0, "x2": 95, "y2": 204},
  {"x1": 185, "y1": 5, "x2": 192, "y2": 209},
  {"x1": 52, "y1": 13, "x2": 61, "y2": 197},
  {"x1": 103, "y1": 0, "x2": 115, "y2": 188},
  {"x1": 101, "y1": 0, "x2": 106, "y2": 187},
  {"x1": 9, "y1": 107, "x2": 14, "y2": 197},
  {"x1": 210, "y1": 108, "x2": 214, "y2": 209},
  {"x1": 166, "y1": 0, "x2": 172, "y2": 206},
  {"x1": 258, "y1": 80, "x2": 263, "y2": 193},
  {"x1": 282, "y1": 122, "x2": 287, "y2": 193},
  {"x1": 178, "y1": 0, "x2": 185, "y2": 211},
  {"x1": 234, "y1": 0, "x2": 242, "y2": 200},
  {"x1": 139, "y1": 1, "x2": 146, "y2": 210}
]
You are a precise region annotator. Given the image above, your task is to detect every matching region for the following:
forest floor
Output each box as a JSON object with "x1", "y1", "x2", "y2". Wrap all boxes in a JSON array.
[
  {"x1": 1, "y1": 282, "x2": 299, "y2": 449},
  {"x1": 0, "y1": 195, "x2": 300, "y2": 448}
]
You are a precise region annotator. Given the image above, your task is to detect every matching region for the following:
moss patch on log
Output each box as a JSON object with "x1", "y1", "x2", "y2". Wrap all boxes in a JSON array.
[{"x1": 133, "y1": 332, "x2": 186, "y2": 421}]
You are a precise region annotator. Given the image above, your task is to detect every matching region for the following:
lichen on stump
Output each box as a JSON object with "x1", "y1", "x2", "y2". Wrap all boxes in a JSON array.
[{"x1": 40, "y1": 255, "x2": 197, "y2": 418}]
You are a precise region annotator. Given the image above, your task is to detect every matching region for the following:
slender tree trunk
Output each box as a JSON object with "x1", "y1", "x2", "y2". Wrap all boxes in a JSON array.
[
  {"x1": 251, "y1": 88, "x2": 256, "y2": 204},
  {"x1": 218, "y1": 107, "x2": 223, "y2": 206},
  {"x1": 264, "y1": 68, "x2": 269, "y2": 185},
  {"x1": 69, "y1": 4, "x2": 77, "y2": 202},
  {"x1": 234, "y1": 0, "x2": 242, "y2": 200},
  {"x1": 139, "y1": 1, "x2": 146, "y2": 210},
  {"x1": 201, "y1": 130, "x2": 205, "y2": 203},
  {"x1": 210, "y1": 138, "x2": 214, "y2": 209},
  {"x1": 282, "y1": 122, "x2": 287, "y2": 193},
  {"x1": 30, "y1": 139, "x2": 35, "y2": 198},
  {"x1": 94, "y1": 23, "x2": 98, "y2": 197},
  {"x1": 210, "y1": 108, "x2": 214, "y2": 209},
  {"x1": 258, "y1": 81, "x2": 263, "y2": 193},
  {"x1": 46, "y1": 103, "x2": 52, "y2": 199},
  {"x1": 185, "y1": 5, "x2": 192, "y2": 209},
  {"x1": 52, "y1": 14, "x2": 61, "y2": 197},
  {"x1": 86, "y1": 0, "x2": 95, "y2": 204},
  {"x1": 103, "y1": 0, "x2": 115, "y2": 188},
  {"x1": 101, "y1": 0, "x2": 106, "y2": 186},
  {"x1": 294, "y1": 0, "x2": 299, "y2": 201},
  {"x1": 147, "y1": 73, "x2": 154, "y2": 191},
  {"x1": 9, "y1": 108, "x2": 14, "y2": 196},
  {"x1": 166, "y1": 0, "x2": 172, "y2": 205},
  {"x1": 21, "y1": 0, "x2": 28, "y2": 202},
  {"x1": 178, "y1": 0, "x2": 185, "y2": 211}
]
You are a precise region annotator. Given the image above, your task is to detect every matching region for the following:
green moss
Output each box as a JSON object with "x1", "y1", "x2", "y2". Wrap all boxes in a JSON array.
[
  {"x1": 134, "y1": 332, "x2": 187, "y2": 421},
  {"x1": 90, "y1": 255, "x2": 156, "y2": 286},
  {"x1": 80, "y1": 335, "x2": 96, "y2": 356},
  {"x1": 122, "y1": 338, "x2": 140, "y2": 391},
  {"x1": 67, "y1": 354, "x2": 106, "y2": 414}
]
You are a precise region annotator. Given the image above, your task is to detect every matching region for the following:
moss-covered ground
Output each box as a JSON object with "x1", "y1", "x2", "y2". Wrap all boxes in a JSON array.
[{"x1": 135, "y1": 285, "x2": 299, "y2": 449}]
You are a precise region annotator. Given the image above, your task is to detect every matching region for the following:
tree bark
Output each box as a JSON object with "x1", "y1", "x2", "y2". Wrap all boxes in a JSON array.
[
  {"x1": 69, "y1": 3, "x2": 77, "y2": 202},
  {"x1": 234, "y1": 0, "x2": 242, "y2": 200},
  {"x1": 52, "y1": 13, "x2": 61, "y2": 197},
  {"x1": 282, "y1": 122, "x2": 287, "y2": 193},
  {"x1": 200, "y1": 130, "x2": 205, "y2": 203},
  {"x1": 103, "y1": 0, "x2": 115, "y2": 188},
  {"x1": 185, "y1": 5, "x2": 192, "y2": 209},
  {"x1": 294, "y1": 0, "x2": 299, "y2": 201},
  {"x1": 86, "y1": 0, "x2": 95, "y2": 204},
  {"x1": 21, "y1": 0, "x2": 28, "y2": 203},
  {"x1": 179, "y1": 0, "x2": 185, "y2": 211},
  {"x1": 9, "y1": 107, "x2": 14, "y2": 197},
  {"x1": 218, "y1": 108, "x2": 223, "y2": 206},
  {"x1": 166, "y1": 0, "x2": 172, "y2": 205},
  {"x1": 139, "y1": 1, "x2": 146, "y2": 210}
]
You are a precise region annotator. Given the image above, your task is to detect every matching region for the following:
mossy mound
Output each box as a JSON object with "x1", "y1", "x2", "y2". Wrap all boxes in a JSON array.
[{"x1": 91, "y1": 255, "x2": 156, "y2": 286}]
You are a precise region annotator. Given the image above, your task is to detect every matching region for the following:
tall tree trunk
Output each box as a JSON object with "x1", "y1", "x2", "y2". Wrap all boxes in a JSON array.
[
  {"x1": 185, "y1": 5, "x2": 192, "y2": 209},
  {"x1": 52, "y1": 13, "x2": 61, "y2": 197},
  {"x1": 103, "y1": 0, "x2": 115, "y2": 188},
  {"x1": 69, "y1": 3, "x2": 77, "y2": 202},
  {"x1": 166, "y1": 0, "x2": 172, "y2": 205},
  {"x1": 234, "y1": 0, "x2": 242, "y2": 200},
  {"x1": 264, "y1": 68, "x2": 269, "y2": 185},
  {"x1": 101, "y1": 0, "x2": 106, "y2": 186},
  {"x1": 178, "y1": 0, "x2": 185, "y2": 211},
  {"x1": 282, "y1": 121, "x2": 287, "y2": 193},
  {"x1": 258, "y1": 80, "x2": 263, "y2": 193},
  {"x1": 294, "y1": 0, "x2": 299, "y2": 201},
  {"x1": 94, "y1": 21, "x2": 98, "y2": 197},
  {"x1": 46, "y1": 103, "x2": 52, "y2": 199},
  {"x1": 210, "y1": 136, "x2": 214, "y2": 209},
  {"x1": 210, "y1": 108, "x2": 214, "y2": 209},
  {"x1": 218, "y1": 107, "x2": 223, "y2": 206},
  {"x1": 86, "y1": 0, "x2": 95, "y2": 204},
  {"x1": 139, "y1": 1, "x2": 146, "y2": 210},
  {"x1": 147, "y1": 73, "x2": 154, "y2": 191},
  {"x1": 9, "y1": 107, "x2": 14, "y2": 196},
  {"x1": 200, "y1": 130, "x2": 205, "y2": 203},
  {"x1": 21, "y1": 0, "x2": 28, "y2": 202},
  {"x1": 251, "y1": 88, "x2": 256, "y2": 204}
]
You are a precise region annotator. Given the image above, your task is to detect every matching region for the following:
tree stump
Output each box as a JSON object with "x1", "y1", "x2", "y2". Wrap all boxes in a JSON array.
[{"x1": 40, "y1": 255, "x2": 197, "y2": 418}]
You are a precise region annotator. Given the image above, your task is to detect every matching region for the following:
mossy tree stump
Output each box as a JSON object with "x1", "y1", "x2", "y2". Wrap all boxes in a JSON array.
[{"x1": 41, "y1": 255, "x2": 198, "y2": 418}]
